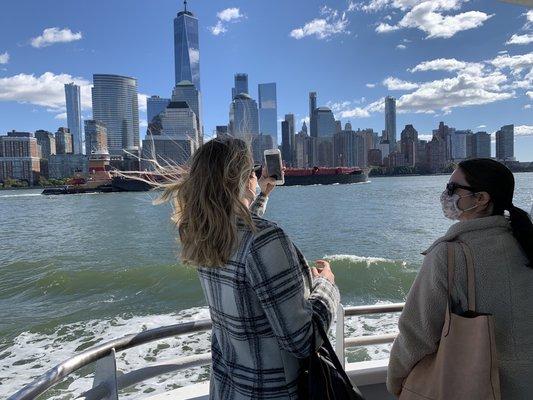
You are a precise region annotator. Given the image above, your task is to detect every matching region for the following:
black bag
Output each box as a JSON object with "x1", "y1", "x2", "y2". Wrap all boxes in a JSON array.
[{"x1": 298, "y1": 322, "x2": 365, "y2": 400}]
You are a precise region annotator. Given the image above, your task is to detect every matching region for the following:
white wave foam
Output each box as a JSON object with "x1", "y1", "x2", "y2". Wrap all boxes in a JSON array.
[
  {"x1": 325, "y1": 254, "x2": 406, "y2": 266},
  {"x1": 0, "y1": 193, "x2": 42, "y2": 198},
  {"x1": 1, "y1": 303, "x2": 401, "y2": 398}
]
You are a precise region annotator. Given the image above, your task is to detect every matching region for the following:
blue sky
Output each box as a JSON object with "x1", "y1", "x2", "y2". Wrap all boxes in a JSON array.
[{"x1": 0, "y1": 0, "x2": 532, "y2": 160}]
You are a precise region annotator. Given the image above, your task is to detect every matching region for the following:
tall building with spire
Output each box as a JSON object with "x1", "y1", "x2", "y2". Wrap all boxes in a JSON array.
[
  {"x1": 174, "y1": 0, "x2": 201, "y2": 90},
  {"x1": 385, "y1": 96, "x2": 397, "y2": 150}
]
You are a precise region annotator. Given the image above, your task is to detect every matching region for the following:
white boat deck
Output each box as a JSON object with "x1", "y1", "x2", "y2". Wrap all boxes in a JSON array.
[{"x1": 146, "y1": 359, "x2": 394, "y2": 400}]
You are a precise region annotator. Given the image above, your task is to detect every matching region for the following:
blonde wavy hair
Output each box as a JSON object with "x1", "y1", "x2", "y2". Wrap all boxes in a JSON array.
[{"x1": 155, "y1": 137, "x2": 256, "y2": 267}]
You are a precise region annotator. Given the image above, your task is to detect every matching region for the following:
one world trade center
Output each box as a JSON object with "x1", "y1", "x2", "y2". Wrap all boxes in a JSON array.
[{"x1": 174, "y1": 0, "x2": 201, "y2": 91}]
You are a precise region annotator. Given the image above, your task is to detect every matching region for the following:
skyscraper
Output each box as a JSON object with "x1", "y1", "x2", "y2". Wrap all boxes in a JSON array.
[
  {"x1": 281, "y1": 114, "x2": 295, "y2": 165},
  {"x1": 229, "y1": 93, "x2": 259, "y2": 139},
  {"x1": 55, "y1": 127, "x2": 73, "y2": 155},
  {"x1": 309, "y1": 92, "x2": 317, "y2": 138},
  {"x1": 258, "y1": 83, "x2": 278, "y2": 148},
  {"x1": 174, "y1": 1, "x2": 201, "y2": 90},
  {"x1": 84, "y1": 120, "x2": 108, "y2": 155},
  {"x1": 496, "y1": 124, "x2": 514, "y2": 161},
  {"x1": 232, "y1": 73, "x2": 249, "y2": 99},
  {"x1": 35, "y1": 130, "x2": 56, "y2": 159},
  {"x1": 385, "y1": 96, "x2": 397, "y2": 148},
  {"x1": 400, "y1": 124, "x2": 418, "y2": 166},
  {"x1": 65, "y1": 83, "x2": 83, "y2": 155},
  {"x1": 91, "y1": 74, "x2": 140, "y2": 156},
  {"x1": 147, "y1": 96, "x2": 171, "y2": 123},
  {"x1": 474, "y1": 131, "x2": 491, "y2": 158},
  {"x1": 172, "y1": 80, "x2": 203, "y2": 144},
  {"x1": 315, "y1": 107, "x2": 336, "y2": 137}
]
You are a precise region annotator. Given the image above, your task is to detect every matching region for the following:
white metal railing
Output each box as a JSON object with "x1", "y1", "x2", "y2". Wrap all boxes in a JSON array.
[
  {"x1": 8, "y1": 303, "x2": 405, "y2": 400},
  {"x1": 335, "y1": 303, "x2": 405, "y2": 367}
]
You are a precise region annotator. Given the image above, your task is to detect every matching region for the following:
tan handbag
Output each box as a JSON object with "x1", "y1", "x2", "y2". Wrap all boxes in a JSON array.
[{"x1": 399, "y1": 241, "x2": 501, "y2": 400}]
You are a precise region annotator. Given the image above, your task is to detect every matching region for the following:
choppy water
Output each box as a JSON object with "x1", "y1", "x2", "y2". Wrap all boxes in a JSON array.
[{"x1": 1, "y1": 174, "x2": 532, "y2": 398}]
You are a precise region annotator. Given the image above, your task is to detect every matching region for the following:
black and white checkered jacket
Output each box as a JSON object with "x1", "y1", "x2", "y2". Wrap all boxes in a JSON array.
[{"x1": 197, "y1": 193, "x2": 340, "y2": 399}]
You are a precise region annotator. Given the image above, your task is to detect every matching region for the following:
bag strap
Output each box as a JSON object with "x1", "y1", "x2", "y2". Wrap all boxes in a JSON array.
[
  {"x1": 315, "y1": 322, "x2": 355, "y2": 387},
  {"x1": 459, "y1": 241, "x2": 476, "y2": 312},
  {"x1": 446, "y1": 241, "x2": 477, "y2": 313}
]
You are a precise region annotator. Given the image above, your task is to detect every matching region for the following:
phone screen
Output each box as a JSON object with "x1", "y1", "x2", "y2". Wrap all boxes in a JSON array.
[{"x1": 265, "y1": 153, "x2": 282, "y2": 180}]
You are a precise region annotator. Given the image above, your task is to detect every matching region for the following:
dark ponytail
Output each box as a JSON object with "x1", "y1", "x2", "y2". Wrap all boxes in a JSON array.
[
  {"x1": 508, "y1": 205, "x2": 533, "y2": 267},
  {"x1": 459, "y1": 158, "x2": 533, "y2": 268}
]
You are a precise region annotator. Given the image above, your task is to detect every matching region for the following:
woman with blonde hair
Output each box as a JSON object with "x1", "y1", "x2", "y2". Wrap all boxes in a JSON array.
[{"x1": 160, "y1": 137, "x2": 340, "y2": 399}]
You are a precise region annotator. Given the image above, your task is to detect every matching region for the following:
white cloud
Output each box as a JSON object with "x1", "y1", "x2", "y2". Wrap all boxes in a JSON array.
[
  {"x1": 291, "y1": 7, "x2": 349, "y2": 40},
  {"x1": 524, "y1": 10, "x2": 533, "y2": 30},
  {"x1": 524, "y1": 104, "x2": 532, "y2": 109},
  {"x1": 332, "y1": 98, "x2": 384, "y2": 119},
  {"x1": 409, "y1": 58, "x2": 479, "y2": 73},
  {"x1": 526, "y1": 91, "x2": 533, "y2": 99},
  {"x1": 506, "y1": 33, "x2": 533, "y2": 46},
  {"x1": 54, "y1": 112, "x2": 67, "y2": 120},
  {"x1": 396, "y1": 44, "x2": 407, "y2": 50},
  {"x1": 477, "y1": 124, "x2": 487, "y2": 128},
  {"x1": 515, "y1": 125, "x2": 533, "y2": 137},
  {"x1": 362, "y1": 0, "x2": 492, "y2": 39},
  {"x1": 383, "y1": 76, "x2": 419, "y2": 90},
  {"x1": 376, "y1": 22, "x2": 400, "y2": 33},
  {"x1": 490, "y1": 53, "x2": 533, "y2": 75},
  {"x1": 0, "y1": 52, "x2": 9, "y2": 64},
  {"x1": 31, "y1": 27, "x2": 82, "y2": 48},
  {"x1": 300, "y1": 117, "x2": 310, "y2": 125},
  {"x1": 209, "y1": 21, "x2": 227, "y2": 36},
  {"x1": 0, "y1": 72, "x2": 91, "y2": 110},
  {"x1": 217, "y1": 8, "x2": 244, "y2": 22},
  {"x1": 366, "y1": 83, "x2": 376, "y2": 88},
  {"x1": 210, "y1": 8, "x2": 245, "y2": 36}
]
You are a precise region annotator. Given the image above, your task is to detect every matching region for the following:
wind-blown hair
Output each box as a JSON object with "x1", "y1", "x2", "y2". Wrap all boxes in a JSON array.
[{"x1": 157, "y1": 137, "x2": 255, "y2": 267}]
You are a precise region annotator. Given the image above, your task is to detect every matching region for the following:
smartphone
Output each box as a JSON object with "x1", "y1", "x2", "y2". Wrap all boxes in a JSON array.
[{"x1": 264, "y1": 149, "x2": 284, "y2": 185}]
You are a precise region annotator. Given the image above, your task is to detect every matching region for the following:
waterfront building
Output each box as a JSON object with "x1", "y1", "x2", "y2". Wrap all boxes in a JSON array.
[
  {"x1": 215, "y1": 125, "x2": 228, "y2": 138},
  {"x1": 281, "y1": 120, "x2": 291, "y2": 166},
  {"x1": 84, "y1": 120, "x2": 108, "y2": 155},
  {"x1": 64, "y1": 83, "x2": 83, "y2": 154},
  {"x1": 228, "y1": 93, "x2": 259, "y2": 139},
  {"x1": 427, "y1": 133, "x2": 448, "y2": 173},
  {"x1": 0, "y1": 131, "x2": 41, "y2": 185},
  {"x1": 232, "y1": 73, "x2": 249, "y2": 99},
  {"x1": 416, "y1": 140, "x2": 429, "y2": 170},
  {"x1": 48, "y1": 154, "x2": 88, "y2": 179},
  {"x1": 385, "y1": 96, "x2": 397, "y2": 150},
  {"x1": 316, "y1": 137, "x2": 333, "y2": 167},
  {"x1": 251, "y1": 134, "x2": 274, "y2": 164},
  {"x1": 333, "y1": 130, "x2": 367, "y2": 167},
  {"x1": 172, "y1": 80, "x2": 203, "y2": 143},
  {"x1": 141, "y1": 101, "x2": 199, "y2": 169},
  {"x1": 309, "y1": 92, "x2": 317, "y2": 138},
  {"x1": 258, "y1": 83, "x2": 278, "y2": 148},
  {"x1": 55, "y1": 127, "x2": 73, "y2": 155},
  {"x1": 388, "y1": 150, "x2": 407, "y2": 168},
  {"x1": 147, "y1": 96, "x2": 171, "y2": 123},
  {"x1": 379, "y1": 140, "x2": 390, "y2": 159},
  {"x1": 496, "y1": 124, "x2": 514, "y2": 161},
  {"x1": 451, "y1": 130, "x2": 470, "y2": 160},
  {"x1": 400, "y1": 124, "x2": 418, "y2": 166},
  {"x1": 315, "y1": 107, "x2": 336, "y2": 137},
  {"x1": 35, "y1": 130, "x2": 56, "y2": 159},
  {"x1": 92, "y1": 74, "x2": 140, "y2": 155},
  {"x1": 368, "y1": 148, "x2": 382, "y2": 166},
  {"x1": 474, "y1": 131, "x2": 491, "y2": 158},
  {"x1": 294, "y1": 131, "x2": 313, "y2": 168},
  {"x1": 174, "y1": 1, "x2": 201, "y2": 90}
]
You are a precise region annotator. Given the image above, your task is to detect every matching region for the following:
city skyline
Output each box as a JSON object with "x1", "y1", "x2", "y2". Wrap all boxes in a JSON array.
[{"x1": 0, "y1": 1, "x2": 532, "y2": 159}]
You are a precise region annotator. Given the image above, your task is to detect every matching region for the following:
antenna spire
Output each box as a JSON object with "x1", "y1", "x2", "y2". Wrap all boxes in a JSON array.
[{"x1": 184, "y1": 0, "x2": 188, "y2": 12}]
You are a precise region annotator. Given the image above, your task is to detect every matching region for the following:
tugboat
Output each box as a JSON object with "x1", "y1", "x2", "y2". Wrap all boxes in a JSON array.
[{"x1": 284, "y1": 166, "x2": 368, "y2": 186}]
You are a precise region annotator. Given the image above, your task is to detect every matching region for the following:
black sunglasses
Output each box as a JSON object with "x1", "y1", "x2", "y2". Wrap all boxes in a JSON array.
[
  {"x1": 252, "y1": 164, "x2": 262, "y2": 179},
  {"x1": 446, "y1": 182, "x2": 478, "y2": 196}
]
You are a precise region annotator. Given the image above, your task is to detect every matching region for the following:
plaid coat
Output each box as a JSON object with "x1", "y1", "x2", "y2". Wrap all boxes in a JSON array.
[{"x1": 197, "y1": 194, "x2": 340, "y2": 399}]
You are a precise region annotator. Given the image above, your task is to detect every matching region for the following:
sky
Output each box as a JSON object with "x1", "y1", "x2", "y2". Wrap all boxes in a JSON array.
[{"x1": 0, "y1": 0, "x2": 532, "y2": 160}]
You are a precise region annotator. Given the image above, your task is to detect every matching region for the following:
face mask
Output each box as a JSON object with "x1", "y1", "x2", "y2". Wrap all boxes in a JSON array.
[{"x1": 440, "y1": 191, "x2": 478, "y2": 220}]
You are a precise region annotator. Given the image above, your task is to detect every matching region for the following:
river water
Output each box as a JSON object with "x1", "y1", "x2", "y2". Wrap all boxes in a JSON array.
[{"x1": 1, "y1": 174, "x2": 532, "y2": 398}]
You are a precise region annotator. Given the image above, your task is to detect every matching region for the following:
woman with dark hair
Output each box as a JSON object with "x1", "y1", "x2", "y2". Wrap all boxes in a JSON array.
[{"x1": 387, "y1": 158, "x2": 533, "y2": 398}]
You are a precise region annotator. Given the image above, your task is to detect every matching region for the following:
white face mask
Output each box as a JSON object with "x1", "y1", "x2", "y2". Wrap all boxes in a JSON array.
[{"x1": 440, "y1": 191, "x2": 478, "y2": 220}]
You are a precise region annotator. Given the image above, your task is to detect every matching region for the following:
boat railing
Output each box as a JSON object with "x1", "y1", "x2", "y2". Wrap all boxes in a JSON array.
[{"x1": 8, "y1": 303, "x2": 404, "y2": 400}]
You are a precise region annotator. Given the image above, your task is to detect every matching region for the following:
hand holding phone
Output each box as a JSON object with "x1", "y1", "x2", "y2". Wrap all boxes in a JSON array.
[{"x1": 264, "y1": 149, "x2": 284, "y2": 185}]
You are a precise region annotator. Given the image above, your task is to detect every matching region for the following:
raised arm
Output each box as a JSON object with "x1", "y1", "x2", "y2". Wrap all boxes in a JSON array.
[{"x1": 246, "y1": 225, "x2": 340, "y2": 358}]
